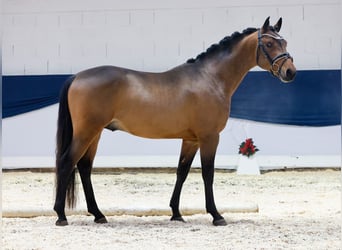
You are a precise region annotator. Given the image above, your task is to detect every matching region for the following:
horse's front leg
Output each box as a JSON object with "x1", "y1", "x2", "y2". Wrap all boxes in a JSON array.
[
  {"x1": 199, "y1": 134, "x2": 227, "y2": 226},
  {"x1": 170, "y1": 139, "x2": 199, "y2": 222}
]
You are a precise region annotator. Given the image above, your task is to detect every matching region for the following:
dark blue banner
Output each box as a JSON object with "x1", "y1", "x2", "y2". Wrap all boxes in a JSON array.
[
  {"x1": 230, "y1": 70, "x2": 341, "y2": 126},
  {"x1": 2, "y1": 75, "x2": 70, "y2": 118},
  {"x1": 2, "y1": 70, "x2": 341, "y2": 126}
]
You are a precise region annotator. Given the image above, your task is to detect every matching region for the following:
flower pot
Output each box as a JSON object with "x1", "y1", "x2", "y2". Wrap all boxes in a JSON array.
[{"x1": 237, "y1": 155, "x2": 260, "y2": 175}]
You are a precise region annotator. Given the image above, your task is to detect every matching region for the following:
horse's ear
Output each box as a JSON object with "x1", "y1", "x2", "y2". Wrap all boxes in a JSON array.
[
  {"x1": 262, "y1": 16, "x2": 270, "y2": 32},
  {"x1": 274, "y1": 17, "x2": 282, "y2": 32}
]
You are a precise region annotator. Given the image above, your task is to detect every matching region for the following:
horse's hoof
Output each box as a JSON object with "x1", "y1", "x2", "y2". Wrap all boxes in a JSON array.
[
  {"x1": 95, "y1": 217, "x2": 108, "y2": 224},
  {"x1": 55, "y1": 219, "x2": 68, "y2": 226},
  {"x1": 170, "y1": 216, "x2": 186, "y2": 223},
  {"x1": 213, "y1": 218, "x2": 227, "y2": 226}
]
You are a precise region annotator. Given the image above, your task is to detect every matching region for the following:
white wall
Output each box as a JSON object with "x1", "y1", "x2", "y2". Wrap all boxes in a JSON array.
[
  {"x1": 3, "y1": 0, "x2": 341, "y2": 74},
  {"x1": 2, "y1": 0, "x2": 341, "y2": 168}
]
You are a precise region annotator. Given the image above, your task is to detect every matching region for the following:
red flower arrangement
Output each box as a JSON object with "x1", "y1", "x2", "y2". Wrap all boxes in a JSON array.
[{"x1": 238, "y1": 138, "x2": 259, "y2": 158}]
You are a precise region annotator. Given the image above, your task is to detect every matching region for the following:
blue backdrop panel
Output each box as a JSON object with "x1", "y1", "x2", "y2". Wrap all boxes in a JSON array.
[
  {"x1": 2, "y1": 75, "x2": 70, "y2": 118},
  {"x1": 2, "y1": 70, "x2": 341, "y2": 126},
  {"x1": 231, "y1": 70, "x2": 341, "y2": 126}
]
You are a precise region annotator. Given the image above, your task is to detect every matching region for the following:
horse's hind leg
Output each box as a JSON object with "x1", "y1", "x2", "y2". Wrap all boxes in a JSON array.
[
  {"x1": 199, "y1": 134, "x2": 227, "y2": 226},
  {"x1": 54, "y1": 126, "x2": 104, "y2": 226},
  {"x1": 77, "y1": 133, "x2": 107, "y2": 224},
  {"x1": 54, "y1": 148, "x2": 74, "y2": 226},
  {"x1": 170, "y1": 139, "x2": 199, "y2": 222}
]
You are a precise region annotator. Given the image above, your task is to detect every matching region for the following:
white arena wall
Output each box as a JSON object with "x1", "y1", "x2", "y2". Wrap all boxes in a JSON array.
[{"x1": 2, "y1": 0, "x2": 341, "y2": 169}]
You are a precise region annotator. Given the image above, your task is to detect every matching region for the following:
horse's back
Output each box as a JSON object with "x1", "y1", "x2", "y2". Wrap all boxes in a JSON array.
[{"x1": 70, "y1": 65, "x2": 176, "y2": 108}]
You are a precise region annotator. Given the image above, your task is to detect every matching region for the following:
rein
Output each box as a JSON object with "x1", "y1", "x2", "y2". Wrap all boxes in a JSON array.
[{"x1": 256, "y1": 29, "x2": 293, "y2": 78}]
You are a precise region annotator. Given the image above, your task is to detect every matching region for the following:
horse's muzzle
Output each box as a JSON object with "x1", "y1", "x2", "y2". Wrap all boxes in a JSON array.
[
  {"x1": 281, "y1": 68, "x2": 296, "y2": 83},
  {"x1": 278, "y1": 58, "x2": 296, "y2": 83}
]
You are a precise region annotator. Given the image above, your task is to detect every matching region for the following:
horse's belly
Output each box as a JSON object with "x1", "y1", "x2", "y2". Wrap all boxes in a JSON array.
[{"x1": 108, "y1": 118, "x2": 193, "y2": 139}]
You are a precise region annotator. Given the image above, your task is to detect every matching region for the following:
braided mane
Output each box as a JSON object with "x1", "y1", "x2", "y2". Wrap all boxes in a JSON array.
[{"x1": 187, "y1": 27, "x2": 258, "y2": 63}]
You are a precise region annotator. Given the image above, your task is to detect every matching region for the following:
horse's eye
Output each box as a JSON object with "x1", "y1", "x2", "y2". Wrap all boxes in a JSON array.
[{"x1": 266, "y1": 42, "x2": 272, "y2": 48}]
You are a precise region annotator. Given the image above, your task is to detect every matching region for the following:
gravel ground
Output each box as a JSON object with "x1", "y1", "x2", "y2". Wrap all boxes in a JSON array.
[{"x1": 2, "y1": 169, "x2": 341, "y2": 249}]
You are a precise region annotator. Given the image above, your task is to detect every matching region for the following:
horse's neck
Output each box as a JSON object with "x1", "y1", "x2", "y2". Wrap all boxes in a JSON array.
[{"x1": 209, "y1": 32, "x2": 258, "y2": 97}]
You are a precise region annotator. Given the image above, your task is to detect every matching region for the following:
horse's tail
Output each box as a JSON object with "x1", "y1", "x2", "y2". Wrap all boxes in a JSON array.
[{"x1": 55, "y1": 75, "x2": 77, "y2": 208}]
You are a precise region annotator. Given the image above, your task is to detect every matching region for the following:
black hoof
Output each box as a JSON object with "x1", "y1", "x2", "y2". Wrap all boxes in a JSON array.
[
  {"x1": 171, "y1": 216, "x2": 186, "y2": 223},
  {"x1": 213, "y1": 218, "x2": 227, "y2": 226},
  {"x1": 95, "y1": 217, "x2": 108, "y2": 224},
  {"x1": 55, "y1": 219, "x2": 68, "y2": 226}
]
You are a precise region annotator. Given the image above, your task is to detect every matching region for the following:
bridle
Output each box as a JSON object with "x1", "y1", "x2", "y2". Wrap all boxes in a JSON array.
[{"x1": 256, "y1": 29, "x2": 293, "y2": 78}]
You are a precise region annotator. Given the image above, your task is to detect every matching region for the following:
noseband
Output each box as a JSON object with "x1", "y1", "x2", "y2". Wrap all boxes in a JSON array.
[{"x1": 256, "y1": 29, "x2": 293, "y2": 78}]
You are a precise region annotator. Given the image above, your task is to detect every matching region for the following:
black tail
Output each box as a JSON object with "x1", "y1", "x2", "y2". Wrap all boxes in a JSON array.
[{"x1": 55, "y1": 75, "x2": 77, "y2": 208}]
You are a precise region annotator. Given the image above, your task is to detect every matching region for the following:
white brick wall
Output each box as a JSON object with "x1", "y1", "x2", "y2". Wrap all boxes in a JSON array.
[{"x1": 3, "y1": 0, "x2": 341, "y2": 75}]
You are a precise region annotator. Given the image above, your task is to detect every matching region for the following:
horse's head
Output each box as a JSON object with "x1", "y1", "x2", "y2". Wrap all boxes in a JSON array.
[{"x1": 257, "y1": 17, "x2": 296, "y2": 83}]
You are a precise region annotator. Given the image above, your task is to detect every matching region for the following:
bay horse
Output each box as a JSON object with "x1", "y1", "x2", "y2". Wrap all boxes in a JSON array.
[{"x1": 54, "y1": 17, "x2": 296, "y2": 226}]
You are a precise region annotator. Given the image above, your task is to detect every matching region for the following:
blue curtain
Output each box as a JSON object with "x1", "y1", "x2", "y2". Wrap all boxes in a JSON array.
[
  {"x1": 2, "y1": 70, "x2": 341, "y2": 126},
  {"x1": 2, "y1": 75, "x2": 70, "y2": 118},
  {"x1": 230, "y1": 70, "x2": 341, "y2": 126}
]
